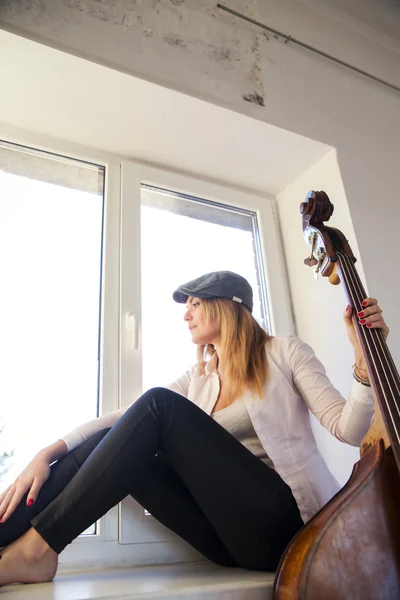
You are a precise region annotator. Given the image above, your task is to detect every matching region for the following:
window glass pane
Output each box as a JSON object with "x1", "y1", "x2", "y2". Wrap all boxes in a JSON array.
[
  {"x1": 141, "y1": 186, "x2": 269, "y2": 390},
  {"x1": 0, "y1": 141, "x2": 104, "y2": 532}
]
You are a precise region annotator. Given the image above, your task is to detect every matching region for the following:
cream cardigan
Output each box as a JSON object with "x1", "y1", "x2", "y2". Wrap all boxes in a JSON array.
[{"x1": 62, "y1": 335, "x2": 374, "y2": 524}]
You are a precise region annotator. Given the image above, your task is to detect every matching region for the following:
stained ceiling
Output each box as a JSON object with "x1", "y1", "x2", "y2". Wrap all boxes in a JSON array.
[{"x1": 297, "y1": 0, "x2": 400, "y2": 52}]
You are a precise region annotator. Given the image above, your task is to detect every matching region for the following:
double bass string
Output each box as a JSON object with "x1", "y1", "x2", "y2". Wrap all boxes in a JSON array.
[
  {"x1": 338, "y1": 250, "x2": 400, "y2": 441},
  {"x1": 339, "y1": 250, "x2": 400, "y2": 396},
  {"x1": 337, "y1": 249, "x2": 400, "y2": 443},
  {"x1": 338, "y1": 249, "x2": 400, "y2": 395}
]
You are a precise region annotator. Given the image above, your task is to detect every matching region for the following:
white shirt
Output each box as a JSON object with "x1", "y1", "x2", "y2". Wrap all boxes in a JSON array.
[{"x1": 61, "y1": 335, "x2": 374, "y2": 524}]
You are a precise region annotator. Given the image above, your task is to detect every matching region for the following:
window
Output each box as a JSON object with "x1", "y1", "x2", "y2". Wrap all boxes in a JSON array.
[
  {"x1": 140, "y1": 185, "x2": 270, "y2": 390},
  {"x1": 0, "y1": 147, "x2": 289, "y2": 568},
  {"x1": 118, "y1": 164, "x2": 284, "y2": 553},
  {"x1": 0, "y1": 141, "x2": 104, "y2": 536}
]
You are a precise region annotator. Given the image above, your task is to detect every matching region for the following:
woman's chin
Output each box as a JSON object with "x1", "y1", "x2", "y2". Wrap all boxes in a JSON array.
[{"x1": 191, "y1": 334, "x2": 208, "y2": 346}]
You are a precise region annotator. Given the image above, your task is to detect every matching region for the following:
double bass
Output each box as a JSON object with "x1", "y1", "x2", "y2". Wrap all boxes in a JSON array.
[{"x1": 273, "y1": 191, "x2": 400, "y2": 600}]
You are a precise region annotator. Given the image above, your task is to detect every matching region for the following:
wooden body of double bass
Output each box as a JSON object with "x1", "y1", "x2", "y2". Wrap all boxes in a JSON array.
[{"x1": 273, "y1": 441, "x2": 400, "y2": 599}]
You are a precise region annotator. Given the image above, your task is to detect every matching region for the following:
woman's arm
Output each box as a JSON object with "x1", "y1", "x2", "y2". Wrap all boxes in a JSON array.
[
  {"x1": 288, "y1": 335, "x2": 374, "y2": 446},
  {"x1": 37, "y1": 439, "x2": 68, "y2": 464},
  {"x1": 62, "y1": 367, "x2": 194, "y2": 452},
  {"x1": 289, "y1": 296, "x2": 389, "y2": 446},
  {"x1": 0, "y1": 440, "x2": 70, "y2": 522},
  {"x1": 0, "y1": 410, "x2": 127, "y2": 522},
  {"x1": 1, "y1": 370, "x2": 194, "y2": 522},
  {"x1": 61, "y1": 408, "x2": 127, "y2": 452}
]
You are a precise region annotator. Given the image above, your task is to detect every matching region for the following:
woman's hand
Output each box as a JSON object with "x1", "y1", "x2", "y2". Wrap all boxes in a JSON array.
[
  {"x1": 0, "y1": 454, "x2": 51, "y2": 523},
  {"x1": 343, "y1": 297, "x2": 389, "y2": 371}
]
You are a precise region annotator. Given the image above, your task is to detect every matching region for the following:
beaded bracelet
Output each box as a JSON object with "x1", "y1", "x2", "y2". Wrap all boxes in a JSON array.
[
  {"x1": 353, "y1": 372, "x2": 371, "y2": 387},
  {"x1": 352, "y1": 366, "x2": 371, "y2": 387}
]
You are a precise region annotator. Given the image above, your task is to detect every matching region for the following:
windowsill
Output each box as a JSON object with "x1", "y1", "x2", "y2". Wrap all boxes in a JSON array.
[{"x1": 0, "y1": 561, "x2": 275, "y2": 599}]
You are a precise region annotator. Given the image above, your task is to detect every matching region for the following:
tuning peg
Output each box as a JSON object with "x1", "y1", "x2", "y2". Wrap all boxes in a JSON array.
[
  {"x1": 304, "y1": 233, "x2": 318, "y2": 267},
  {"x1": 304, "y1": 256, "x2": 318, "y2": 267}
]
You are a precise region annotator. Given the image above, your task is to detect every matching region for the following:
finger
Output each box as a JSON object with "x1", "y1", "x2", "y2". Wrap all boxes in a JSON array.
[
  {"x1": 0, "y1": 486, "x2": 15, "y2": 517},
  {"x1": 357, "y1": 306, "x2": 382, "y2": 319},
  {"x1": 359, "y1": 313, "x2": 381, "y2": 326},
  {"x1": 344, "y1": 304, "x2": 352, "y2": 316},
  {"x1": 1, "y1": 490, "x2": 25, "y2": 523},
  {"x1": 0, "y1": 482, "x2": 16, "y2": 512},
  {"x1": 359, "y1": 314, "x2": 390, "y2": 338},
  {"x1": 365, "y1": 322, "x2": 390, "y2": 338},
  {"x1": 361, "y1": 297, "x2": 378, "y2": 308},
  {"x1": 0, "y1": 485, "x2": 12, "y2": 505},
  {"x1": 27, "y1": 479, "x2": 44, "y2": 506},
  {"x1": 360, "y1": 313, "x2": 386, "y2": 328}
]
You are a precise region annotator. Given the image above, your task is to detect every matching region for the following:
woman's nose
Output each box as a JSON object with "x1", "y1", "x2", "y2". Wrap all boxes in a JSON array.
[{"x1": 184, "y1": 310, "x2": 191, "y2": 322}]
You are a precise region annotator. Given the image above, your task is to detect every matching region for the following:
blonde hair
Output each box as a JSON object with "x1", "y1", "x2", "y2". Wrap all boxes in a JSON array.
[{"x1": 196, "y1": 298, "x2": 272, "y2": 398}]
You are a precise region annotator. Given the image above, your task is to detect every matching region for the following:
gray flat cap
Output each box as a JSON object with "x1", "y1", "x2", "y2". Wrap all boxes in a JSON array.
[{"x1": 173, "y1": 271, "x2": 253, "y2": 312}]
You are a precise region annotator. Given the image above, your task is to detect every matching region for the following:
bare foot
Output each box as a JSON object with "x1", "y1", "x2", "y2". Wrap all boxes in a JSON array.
[{"x1": 0, "y1": 528, "x2": 58, "y2": 586}]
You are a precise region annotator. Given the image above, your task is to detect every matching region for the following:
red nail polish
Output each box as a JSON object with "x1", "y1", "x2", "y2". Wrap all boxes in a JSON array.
[
  {"x1": 362, "y1": 301, "x2": 368, "y2": 307},
  {"x1": 360, "y1": 319, "x2": 366, "y2": 324},
  {"x1": 358, "y1": 311, "x2": 364, "y2": 317},
  {"x1": 0, "y1": 518, "x2": 3, "y2": 523},
  {"x1": 346, "y1": 305, "x2": 350, "y2": 312},
  {"x1": 27, "y1": 498, "x2": 34, "y2": 507},
  {"x1": 366, "y1": 323, "x2": 372, "y2": 328}
]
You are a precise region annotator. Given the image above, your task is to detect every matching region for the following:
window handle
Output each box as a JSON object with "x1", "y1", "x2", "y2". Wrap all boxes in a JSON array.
[{"x1": 125, "y1": 311, "x2": 139, "y2": 350}]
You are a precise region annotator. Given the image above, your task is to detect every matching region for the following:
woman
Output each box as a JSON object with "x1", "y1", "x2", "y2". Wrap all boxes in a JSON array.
[{"x1": 0, "y1": 270, "x2": 389, "y2": 585}]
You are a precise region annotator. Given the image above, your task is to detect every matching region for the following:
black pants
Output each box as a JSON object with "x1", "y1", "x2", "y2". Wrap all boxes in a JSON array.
[{"x1": 0, "y1": 388, "x2": 303, "y2": 570}]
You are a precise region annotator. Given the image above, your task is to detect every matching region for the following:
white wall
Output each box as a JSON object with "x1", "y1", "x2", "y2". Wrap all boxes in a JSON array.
[{"x1": 277, "y1": 149, "x2": 364, "y2": 484}]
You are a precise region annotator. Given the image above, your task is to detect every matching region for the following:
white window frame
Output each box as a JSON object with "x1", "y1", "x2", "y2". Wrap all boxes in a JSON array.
[{"x1": 118, "y1": 160, "x2": 294, "y2": 555}]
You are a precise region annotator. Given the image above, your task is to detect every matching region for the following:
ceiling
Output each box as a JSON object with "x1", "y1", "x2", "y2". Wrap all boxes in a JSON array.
[
  {"x1": 297, "y1": 0, "x2": 400, "y2": 52},
  {"x1": 0, "y1": 30, "x2": 331, "y2": 196}
]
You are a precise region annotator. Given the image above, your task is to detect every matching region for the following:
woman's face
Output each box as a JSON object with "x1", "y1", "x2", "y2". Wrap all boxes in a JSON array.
[{"x1": 184, "y1": 297, "x2": 221, "y2": 346}]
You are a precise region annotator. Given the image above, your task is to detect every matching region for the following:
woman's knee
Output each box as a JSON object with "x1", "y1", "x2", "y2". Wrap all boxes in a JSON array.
[
  {"x1": 122, "y1": 388, "x2": 192, "y2": 428},
  {"x1": 71, "y1": 428, "x2": 112, "y2": 464},
  {"x1": 138, "y1": 387, "x2": 188, "y2": 408}
]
